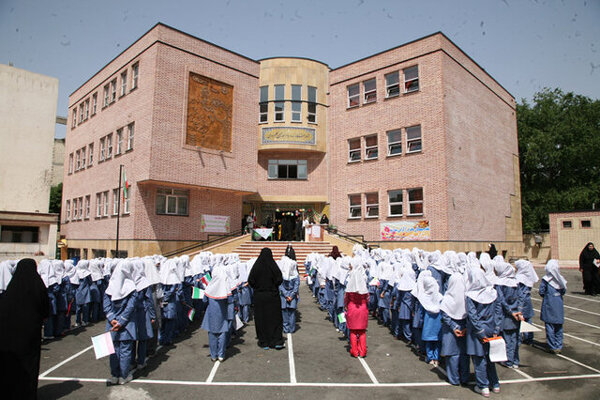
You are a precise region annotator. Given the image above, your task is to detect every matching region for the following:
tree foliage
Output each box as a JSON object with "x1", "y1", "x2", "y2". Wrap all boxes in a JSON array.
[
  {"x1": 518, "y1": 88, "x2": 600, "y2": 232},
  {"x1": 49, "y1": 182, "x2": 62, "y2": 215}
]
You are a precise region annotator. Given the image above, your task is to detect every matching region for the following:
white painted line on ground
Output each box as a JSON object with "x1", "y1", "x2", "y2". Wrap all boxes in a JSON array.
[
  {"x1": 531, "y1": 297, "x2": 600, "y2": 317},
  {"x1": 564, "y1": 293, "x2": 600, "y2": 304},
  {"x1": 556, "y1": 354, "x2": 600, "y2": 374},
  {"x1": 358, "y1": 356, "x2": 379, "y2": 384},
  {"x1": 206, "y1": 360, "x2": 220, "y2": 383},
  {"x1": 287, "y1": 333, "x2": 297, "y2": 383},
  {"x1": 532, "y1": 308, "x2": 600, "y2": 330},
  {"x1": 530, "y1": 321, "x2": 600, "y2": 348},
  {"x1": 512, "y1": 368, "x2": 534, "y2": 380},
  {"x1": 38, "y1": 345, "x2": 94, "y2": 378},
  {"x1": 38, "y1": 374, "x2": 600, "y2": 387}
]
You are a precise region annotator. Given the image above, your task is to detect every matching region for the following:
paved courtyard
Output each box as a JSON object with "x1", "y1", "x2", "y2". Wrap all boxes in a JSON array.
[{"x1": 38, "y1": 268, "x2": 600, "y2": 400}]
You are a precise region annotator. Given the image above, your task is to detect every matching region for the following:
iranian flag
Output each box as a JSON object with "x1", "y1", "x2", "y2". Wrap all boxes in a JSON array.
[
  {"x1": 122, "y1": 169, "x2": 130, "y2": 202},
  {"x1": 200, "y1": 272, "x2": 212, "y2": 287},
  {"x1": 187, "y1": 308, "x2": 195, "y2": 321}
]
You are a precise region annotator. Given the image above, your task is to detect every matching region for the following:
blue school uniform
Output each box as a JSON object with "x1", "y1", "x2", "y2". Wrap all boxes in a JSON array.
[
  {"x1": 539, "y1": 280, "x2": 565, "y2": 350},
  {"x1": 201, "y1": 296, "x2": 229, "y2": 359},
  {"x1": 390, "y1": 287, "x2": 400, "y2": 337},
  {"x1": 89, "y1": 279, "x2": 101, "y2": 322},
  {"x1": 159, "y1": 284, "x2": 177, "y2": 345},
  {"x1": 43, "y1": 283, "x2": 60, "y2": 338},
  {"x1": 441, "y1": 311, "x2": 469, "y2": 385},
  {"x1": 377, "y1": 280, "x2": 392, "y2": 326},
  {"x1": 103, "y1": 291, "x2": 138, "y2": 380},
  {"x1": 518, "y1": 283, "x2": 535, "y2": 344},
  {"x1": 335, "y1": 279, "x2": 347, "y2": 335},
  {"x1": 238, "y1": 283, "x2": 253, "y2": 323},
  {"x1": 325, "y1": 279, "x2": 335, "y2": 322},
  {"x1": 411, "y1": 300, "x2": 425, "y2": 352},
  {"x1": 466, "y1": 297, "x2": 502, "y2": 390},
  {"x1": 496, "y1": 285, "x2": 523, "y2": 367},
  {"x1": 280, "y1": 276, "x2": 300, "y2": 333},
  {"x1": 134, "y1": 287, "x2": 157, "y2": 366},
  {"x1": 398, "y1": 290, "x2": 414, "y2": 341},
  {"x1": 427, "y1": 267, "x2": 449, "y2": 294},
  {"x1": 76, "y1": 275, "x2": 92, "y2": 324},
  {"x1": 422, "y1": 311, "x2": 442, "y2": 362}
]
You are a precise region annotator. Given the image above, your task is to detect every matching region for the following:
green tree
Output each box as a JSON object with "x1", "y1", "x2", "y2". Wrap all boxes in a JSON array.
[
  {"x1": 49, "y1": 182, "x2": 62, "y2": 214},
  {"x1": 518, "y1": 88, "x2": 600, "y2": 232}
]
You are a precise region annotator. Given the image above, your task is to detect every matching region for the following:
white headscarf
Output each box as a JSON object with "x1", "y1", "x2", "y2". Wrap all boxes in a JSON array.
[
  {"x1": 412, "y1": 272, "x2": 443, "y2": 313},
  {"x1": 465, "y1": 266, "x2": 497, "y2": 304},
  {"x1": 105, "y1": 260, "x2": 137, "y2": 301},
  {"x1": 440, "y1": 273, "x2": 467, "y2": 320},
  {"x1": 346, "y1": 259, "x2": 368, "y2": 294},
  {"x1": 467, "y1": 252, "x2": 481, "y2": 271},
  {"x1": 76, "y1": 260, "x2": 91, "y2": 280},
  {"x1": 65, "y1": 260, "x2": 79, "y2": 285},
  {"x1": 52, "y1": 260, "x2": 66, "y2": 282},
  {"x1": 334, "y1": 257, "x2": 350, "y2": 284},
  {"x1": 395, "y1": 266, "x2": 416, "y2": 292},
  {"x1": 89, "y1": 259, "x2": 104, "y2": 282},
  {"x1": 0, "y1": 260, "x2": 13, "y2": 293},
  {"x1": 132, "y1": 259, "x2": 151, "y2": 291},
  {"x1": 543, "y1": 259, "x2": 567, "y2": 290},
  {"x1": 514, "y1": 259, "x2": 539, "y2": 288},
  {"x1": 493, "y1": 256, "x2": 518, "y2": 287},
  {"x1": 160, "y1": 259, "x2": 181, "y2": 285},
  {"x1": 479, "y1": 253, "x2": 498, "y2": 285},
  {"x1": 204, "y1": 265, "x2": 231, "y2": 299},
  {"x1": 38, "y1": 259, "x2": 58, "y2": 288},
  {"x1": 143, "y1": 257, "x2": 161, "y2": 285},
  {"x1": 379, "y1": 261, "x2": 394, "y2": 281},
  {"x1": 279, "y1": 256, "x2": 299, "y2": 281}
]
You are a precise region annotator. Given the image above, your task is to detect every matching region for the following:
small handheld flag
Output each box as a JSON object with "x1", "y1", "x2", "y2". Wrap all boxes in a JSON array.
[
  {"x1": 337, "y1": 312, "x2": 346, "y2": 324},
  {"x1": 91, "y1": 332, "x2": 115, "y2": 359},
  {"x1": 368, "y1": 277, "x2": 380, "y2": 287},
  {"x1": 192, "y1": 287, "x2": 205, "y2": 300},
  {"x1": 200, "y1": 272, "x2": 212, "y2": 286},
  {"x1": 187, "y1": 308, "x2": 196, "y2": 321}
]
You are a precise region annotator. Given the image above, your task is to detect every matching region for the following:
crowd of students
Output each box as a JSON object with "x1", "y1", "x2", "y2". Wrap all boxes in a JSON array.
[{"x1": 305, "y1": 244, "x2": 567, "y2": 397}]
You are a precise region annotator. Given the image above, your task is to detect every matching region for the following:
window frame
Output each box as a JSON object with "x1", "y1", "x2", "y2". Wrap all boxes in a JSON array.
[
  {"x1": 365, "y1": 192, "x2": 379, "y2": 218},
  {"x1": 78, "y1": 196, "x2": 83, "y2": 220},
  {"x1": 106, "y1": 133, "x2": 113, "y2": 159},
  {"x1": 72, "y1": 197, "x2": 78, "y2": 220},
  {"x1": 103, "y1": 84, "x2": 109, "y2": 107},
  {"x1": 96, "y1": 193, "x2": 102, "y2": 217},
  {"x1": 75, "y1": 150, "x2": 81, "y2": 171},
  {"x1": 66, "y1": 199, "x2": 71, "y2": 221},
  {"x1": 110, "y1": 79, "x2": 117, "y2": 103},
  {"x1": 68, "y1": 153, "x2": 73, "y2": 174},
  {"x1": 348, "y1": 194, "x2": 362, "y2": 219},
  {"x1": 120, "y1": 71, "x2": 127, "y2": 97},
  {"x1": 347, "y1": 83, "x2": 360, "y2": 108},
  {"x1": 291, "y1": 84, "x2": 302, "y2": 122},
  {"x1": 79, "y1": 103, "x2": 84, "y2": 124},
  {"x1": 267, "y1": 159, "x2": 307, "y2": 180},
  {"x1": 363, "y1": 78, "x2": 377, "y2": 104},
  {"x1": 274, "y1": 84, "x2": 285, "y2": 122},
  {"x1": 259, "y1": 85, "x2": 268, "y2": 123},
  {"x1": 581, "y1": 220, "x2": 592, "y2": 228},
  {"x1": 84, "y1": 195, "x2": 91, "y2": 219},
  {"x1": 123, "y1": 186, "x2": 130, "y2": 214},
  {"x1": 364, "y1": 134, "x2": 378, "y2": 160},
  {"x1": 348, "y1": 138, "x2": 361, "y2": 162},
  {"x1": 388, "y1": 190, "x2": 403, "y2": 217},
  {"x1": 407, "y1": 188, "x2": 424, "y2": 216},
  {"x1": 88, "y1": 143, "x2": 94, "y2": 166},
  {"x1": 155, "y1": 188, "x2": 189, "y2": 216},
  {"x1": 103, "y1": 191, "x2": 109, "y2": 216},
  {"x1": 131, "y1": 62, "x2": 139, "y2": 90},
  {"x1": 403, "y1": 65, "x2": 420, "y2": 94},
  {"x1": 406, "y1": 125, "x2": 422, "y2": 154},
  {"x1": 387, "y1": 129, "x2": 403, "y2": 156},
  {"x1": 127, "y1": 123, "x2": 134, "y2": 151},
  {"x1": 91, "y1": 93, "x2": 97, "y2": 115},
  {"x1": 385, "y1": 71, "x2": 400, "y2": 98},
  {"x1": 561, "y1": 220, "x2": 572, "y2": 229},
  {"x1": 113, "y1": 189, "x2": 119, "y2": 216},
  {"x1": 116, "y1": 128, "x2": 123, "y2": 155},
  {"x1": 71, "y1": 108, "x2": 77, "y2": 128}
]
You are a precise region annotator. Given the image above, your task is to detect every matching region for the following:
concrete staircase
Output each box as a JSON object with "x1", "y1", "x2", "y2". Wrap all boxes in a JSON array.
[{"x1": 234, "y1": 241, "x2": 333, "y2": 275}]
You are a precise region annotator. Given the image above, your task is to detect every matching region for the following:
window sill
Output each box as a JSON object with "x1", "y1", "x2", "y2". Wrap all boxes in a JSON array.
[
  {"x1": 129, "y1": 86, "x2": 138, "y2": 93},
  {"x1": 363, "y1": 100, "x2": 377, "y2": 106},
  {"x1": 386, "y1": 214, "x2": 403, "y2": 218},
  {"x1": 347, "y1": 160, "x2": 361, "y2": 164},
  {"x1": 403, "y1": 89, "x2": 420, "y2": 96},
  {"x1": 348, "y1": 217, "x2": 362, "y2": 220},
  {"x1": 290, "y1": 120, "x2": 302, "y2": 123},
  {"x1": 386, "y1": 153, "x2": 402, "y2": 158},
  {"x1": 346, "y1": 105, "x2": 359, "y2": 110},
  {"x1": 259, "y1": 121, "x2": 268, "y2": 124},
  {"x1": 364, "y1": 157, "x2": 378, "y2": 162},
  {"x1": 267, "y1": 178, "x2": 308, "y2": 181},
  {"x1": 365, "y1": 216, "x2": 379, "y2": 219},
  {"x1": 406, "y1": 150, "x2": 422, "y2": 155},
  {"x1": 307, "y1": 121, "x2": 317, "y2": 125},
  {"x1": 156, "y1": 213, "x2": 189, "y2": 217},
  {"x1": 384, "y1": 94, "x2": 400, "y2": 101},
  {"x1": 407, "y1": 214, "x2": 424, "y2": 218}
]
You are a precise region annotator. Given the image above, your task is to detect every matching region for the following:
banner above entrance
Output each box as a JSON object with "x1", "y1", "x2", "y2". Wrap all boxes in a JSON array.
[
  {"x1": 261, "y1": 127, "x2": 316, "y2": 145},
  {"x1": 201, "y1": 214, "x2": 230, "y2": 233}
]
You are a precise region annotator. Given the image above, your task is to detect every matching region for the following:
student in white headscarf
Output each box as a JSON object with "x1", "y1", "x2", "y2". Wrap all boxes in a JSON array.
[
  {"x1": 0, "y1": 260, "x2": 13, "y2": 295},
  {"x1": 201, "y1": 265, "x2": 232, "y2": 362},
  {"x1": 479, "y1": 253, "x2": 498, "y2": 285},
  {"x1": 413, "y1": 273, "x2": 443, "y2": 367},
  {"x1": 158, "y1": 259, "x2": 181, "y2": 346},
  {"x1": 392, "y1": 264, "x2": 416, "y2": 343},
  {"x1": 131, "y1": 259, "x2": 156, "y2": 371},
  {"x1": 344, "y1": 258, "x2": 369, "y2": 358},
  {"x1": 39, "y1": 260, "x2": 60, "y2": 339},
  {"x1": 277, "y1": 256, "x2": 300, "y2": 334},
  {"x1": 75, "y1": 259, "x2": 92, "y2": 327},
  {"x1": 89, "y1": 259, "x2": 105, "y2": 322},
  {"x1": 514, "y1": 259, "x2": 539, "y2": 345},
  {"x1": 103, "y1": 259, "x2": 138, "y2": 385},
  {"x1": 539, "y1": 260, "x2": 567, "y2": 354},
  {"x1": 440, "y1": 273, "x2": 470, "y2": 386}
]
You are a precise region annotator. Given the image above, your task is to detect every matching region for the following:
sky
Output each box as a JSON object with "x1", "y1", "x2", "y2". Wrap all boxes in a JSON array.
[{"x1": 1, "y1": 0, "x2": 598, "y2": 139}]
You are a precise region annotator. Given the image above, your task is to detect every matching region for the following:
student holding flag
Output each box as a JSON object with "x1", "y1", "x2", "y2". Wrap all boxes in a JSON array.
[
  {"x1": 278, "y1": 256, "x2": 300, "y2": 334},
  {"x1": 131, "y1": 259, "x2": 156, "y2": 371},
  {"x1": 201, "y1": 265, "x2": 231, "y2": 362}
]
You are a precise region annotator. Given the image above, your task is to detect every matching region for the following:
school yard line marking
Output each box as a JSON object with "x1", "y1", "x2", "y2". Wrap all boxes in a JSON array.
[
  {"x1": 512, "y1": 367, "x2": 534, "y2": 380},
  {"x1": 532, "y1": 308, "x2": 600, "y2": 330},
  {"x1": 564, "y1": 293, "x2": 600, "y2": 304},
  {"x1": 556, "y1": 354, "x2": 600, "y2": 374},
  {"x1": 529, "y1": 321, "x2": 600, "y2": 348},
  {"x1": 38, "y1": 345, "x2": 94, "y2": 378},
  {"x1": 530, "y1": 297, "x2": 600, "y2": 317},
  {"x1": 287, "y1": 333, "x2": 297, "y2": 383},
  {"x1": 38, "y1": 374, "x2": 600, "y2": 387},
  {"x1": 206, "y1": 360, "x2": 220, "y2": 383},
  {"x1": 358, "y1": 356, "x2": 379, "y2": 384}
]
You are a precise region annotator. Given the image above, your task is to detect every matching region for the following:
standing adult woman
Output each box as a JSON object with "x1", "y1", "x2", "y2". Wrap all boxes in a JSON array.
[
  {"x1": 248, "y1": 248, "x2": 285, "y2": 349},
  {"x1": 579, "y1": 242, "x2": 600, "y2": 296}
]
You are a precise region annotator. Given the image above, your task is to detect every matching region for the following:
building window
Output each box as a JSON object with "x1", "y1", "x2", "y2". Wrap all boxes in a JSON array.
[
  {"x1": 75, "y1": 150, "x2": 81, "y2": 171},
  {"x1": 274, "y1": 84, "x2": 285, "y2": 122},
  {"x1": 80, "y1": 147, "x2": 86, "y2": 169},
  {"x1": 123, "y1": 187, "x2": 130, "y2": 214},
  {"x1": 581, "y1": 220, "x2": 592, "y2": 228},
  {"x1": 72, "y1": 198, "x2": 78, "y2": 220},
  {"x1": 88, "y1": 143, "x2": 94, "y2": 166},
  {"x1": 307, "y1": 86, "x2": 317, "y2": 123},
  {"x1": 99, "y1": 138, "x2": 105, "y2": 161},
  {"x1": 268, "y1": 159, "x2": 307, "y2": 179},
  {"x1": 259, "y1": 86, "x2": 268, "y2": 123},
  {"x1": 387, "y1": 129, "x2": 402, "y2": 156},
  {"x1": 363, "y1": 78, "x2": 376, "y2": 104},
  {"x1": 84, "y1": 99, "x2": 90, "y2": 120},
  {"x1": 103, "y1": 191, "x2": 109, "y2": 216},
  {"x1": 72, "y1": 109, "x2": 77, "y2": 128},
  {"x1": 0, "y1": 226, "x2": 39, "y2": 243},
  {"x1": 408, "y1": 188, "x2": 424, "y2": 215},
  {"x1": 131, "y1": 62, "x2": 139, "y2": 90},
  {"x1": 561, "y1": 220, "x2": 572, "y2": 228},
  {"x1": 91, "y1": 93, "x2": 97, "y2": 115},
  {"x1": 113, "y1": 189, "x2": 119, "y2": 215},
  {"x1": 110, "y1": 79, "x2": 117, "y2": 103},
  {"x1": 127, "y1": 123, "x2": 134, "y2": 151},
  {"x1": 388, "y1": 190, "x2": 403, "y2": 216},
  {"x1": 78, "y1": 196, "x2": 83, "y2": 220},
  {"x1": 348, "y1": 138, "x2": 361, "y2": 162},
  {"x1": 365, "y1": 192, "x2": 379, "y2": 218},
  {"x1": 156, "y1": 188, "x2": 189, "y2": 216},
  {"x1": 406, "y1": 125, "x2": 422, "y2": 153},
  {"x1": 365, "y1": 135, "x2": 378, "y2": 160},
  {"x1": 68, "y1": 153, "x2": 73, "y2": 174},
  {"x1": 404, "y1": 66, "x2": 419, "y2": 93},
  {"x1": 66, "y1": 199, "x2": 71, "y2": 221},
  {"x1": 106, "y1": 134, "x2": 113, "y2": 159},
  {"x1": 96, "y1": 193, "x2": 102, "y2": 217},
  {"x1": 385, "y1": 71, "x2": 400, "y2": 98},
  {"x1": 103, "y1": 84, "x2": 109, "y2": 107},
  {"x1": 79, "y1": 104, "x2": 84, "y2": 123},
  {"x1": 291, "y1": 84, "x2": 302, "y2": 122},
  {"x1": 120, "y1": 71, "x2": 127, "y2": 96},
  {"x1": 347, "y1": 83, "x2": 359, "y2": 108},
  {"x1": 84, "y1": 195, "x2": 90, "y2": 219},
  {"x1": 116, "y1": 128, "x2": 123, "y2": 155},
  {"x1": 349, "y1": 194, "x2": 362, "y2": 219}
]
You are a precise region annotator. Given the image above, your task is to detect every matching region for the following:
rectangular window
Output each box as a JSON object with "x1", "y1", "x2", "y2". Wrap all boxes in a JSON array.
[
  {"x1": 103, "y1": 84, "x2": 109, "y2": 107},
  {"x1": 385, "y1": 71, "x2": 400, "y2": 98},
  {"x1": 84, "y1": 195, "x2": 90, "y2": 219},
  {"x1": 124, "y1": 187, "x2": 130, "y2": 214},
  {"x1": 72, "y1": 109, "x2": 77, "y2": 128},
  {"x1": 120, "y1": 71, "x2": 127, "y2": 96},
  {"x1": 131, "y1": 62, "x2": 139, "y2": 90},
  {"x1": 388, "y1": 190, "x2": 403, "y2": 216},
  {"x1": 0, "y1": 225, "x2": 39, "y2": 243},
  {"x1": 84, "y1": 99, "x2": 89, "y2": 120},
  {"x1": 78, "y1": 196, "x2": 83, "y2": 220},
  {"x1": 79, "y1": 104, "x2": 84, "y2": 123},
  {"x1": 66, "y1": 199, "x2": 71, "y2": 221},
  {"x1": 406, "y1": 125, "x2": 422, "y2": 153},
  {"x1": 68, "y1": 153, "x2": 73, "y2": 174},
  {"x1": 127, "y1": 123, "x2": 134, "y2": 151},
  {"x1": 274, "y1": 84, "x2": 285, "y2": 122},
  {"x1": 363, "y1": 78, "x2": 376, "y2": 104},
  {"x1": 259, "y1": 86, "x2": 268, "y2": 123},
  {"x1": 88, "y1": 143, "x2": 94, "y2": 166},
  {"x1": 72, "y1": 198, "x2": 78, "y2": 220},
  {"x1": 267, "y1": 160, "x2": 307, "y2": 179},
  {"x1": 365, "y1": 135, "x2": 378, "y2": 160},
  {"x1": 96, "y1": 193, "x2": 102, "y2": 217},
  {"x1": 110, "y1": 79, "x2": 117, "y2": 103},
  {"x1": 365, "y1": 192, "x2": 379, "y2": 218},
  {"x1": 113, "y1": 189, "x2": 119, "y2": 215},
  {"x1": 116, "y1": 128, "x2": 123, "y2": 155},
  {"x1": 80, "y1": 147, "x2": 86, "y2": 169},
  {"x1": 404, "y1": 65, "x2": 419, "y2": 93},
  {"x1": 562, "y1": 220, "x2": 572, "y2": 228},
  {"x1": 75, "y1": 150, "x2": 81, "y2": 171},
  {"x1": 408, "y1": 188, "x2": 424, "y2": 215},
  {"x1": 387, "y1": 129, "x2": 402, "y2": 156},
  {"x1": 291, "y1": 84, "x2": 302, "y2": 122},
  {"x1": 99, "y1": 137, "x2": 105, "y2": 161},
  {"x1": 347, "y1": 83, "x2": 359, "y2": 108},
  {"x1": 348, "y1": 138, "x2": 361, "y2": 162},
  {"x1": 103, "y1": 191, "x2": 109, "y2": 216},
  {"x1": 156, "y1": 188, "x2": 189, "y2": 216},
  {"x1": 307, "y1": 86, "x2": 317, "y2": 123},
  {"x1": 106, "y1": 134, "x2": 113, "y2": 159},
  {"x1": 581, "y1": 220, "x2": 592, "y2": 228},
  {"x1": 91, "y1": 93, "x2": 97, "y2": 115},
  {"x1": 349, "y1": 194, "x2": 362, "y2": 219}
]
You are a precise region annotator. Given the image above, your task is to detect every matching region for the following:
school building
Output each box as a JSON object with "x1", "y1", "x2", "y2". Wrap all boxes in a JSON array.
[{"x1": 60, "y1": 23, "x2": 522, "y2": 259}]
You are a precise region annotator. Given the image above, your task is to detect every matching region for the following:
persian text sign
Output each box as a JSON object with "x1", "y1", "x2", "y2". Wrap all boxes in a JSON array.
[
  {"x1": 261, "y1": 127, "x2": 316, "y2": 145},
  {"x1": 380, "y1": 220, "x2": 430, "y2": 241},
  {"x1": 201, "y1": 215, "x2": 230, "y2": 233}
]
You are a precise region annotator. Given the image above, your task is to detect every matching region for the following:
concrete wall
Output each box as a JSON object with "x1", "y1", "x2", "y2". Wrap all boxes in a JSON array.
[
  {"x1": 51, "y1": 138, "x2": 65, "y2": 186},
  {"x1": 550, "y1": 211, "x2": 600, "y2": 260}
]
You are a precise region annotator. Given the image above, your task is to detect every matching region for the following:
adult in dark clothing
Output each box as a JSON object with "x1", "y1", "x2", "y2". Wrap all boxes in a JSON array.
[
  {"x1": 329, "y1": 245, "x2": 342, "y2": 260},
  {"x1": 579, "y1": 242, "x2": 600, "y2": 295},
  {"x1": 248, "y1": 248, "x2": 285, "y2": 349},
  {"x1": 295, "y1": 217, "x2": 303, "y2": 241},
  {"x1": 0, "y1": 258, "x2": 49, "y2": 400},
  {"x1": 320, "y1": 214, "x2": 329, "y2": 225},
  {"x1": 488, "y1": 243, "x2": 498, "y2": 259},
  {"x1": 285, "y1": 243, "x2": 296, "y2": 261}
]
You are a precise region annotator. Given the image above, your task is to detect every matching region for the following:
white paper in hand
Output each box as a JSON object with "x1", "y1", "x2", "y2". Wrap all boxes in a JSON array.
[
  {"x1": 91, "y1": 332, "x2": 115, "y2": 359},
  {"x1": 520, "y1": 321, "x2": 542, "y2": 333},
  {"x1": 235, "y1": 313, "x2": 244, "y2": 330},
  {"x1": 488, "y1": 337, "x2": 508, "y2": 363}
]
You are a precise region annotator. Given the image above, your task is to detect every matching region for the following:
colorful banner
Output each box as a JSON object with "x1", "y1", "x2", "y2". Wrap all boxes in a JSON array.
[
  {"x1": 261, "y1": 127, "x2": 316, "y2": 145},
  {"x1": 380, "y1": 220, "x2": 430, "y2": 241},
  {"x1": 201, "y1": 214, "x2": 230, "y2": 233}
]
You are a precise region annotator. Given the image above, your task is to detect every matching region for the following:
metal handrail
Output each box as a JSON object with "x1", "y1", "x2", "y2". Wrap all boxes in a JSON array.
[
  {"x1": 324, "y1": 226, "x2": 378, "y2": 248},
  {"x1": 163, "y1": 229, "x2": 245, "y2": 258}
]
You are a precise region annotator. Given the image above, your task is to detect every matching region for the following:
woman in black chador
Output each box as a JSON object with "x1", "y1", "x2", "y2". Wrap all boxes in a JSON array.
[
  {"x1": 248, "y1": 248, "x2": 285, "y2": 349},
  {"x1": 0, "y1": 259, "x2": 49, "y2": 400},
  {"x1": 488, "y1": 243, "x2": 498, "y2": 259},
  {"x1": 579, "y1": 242, "x2": 600, "y2": 295}
]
